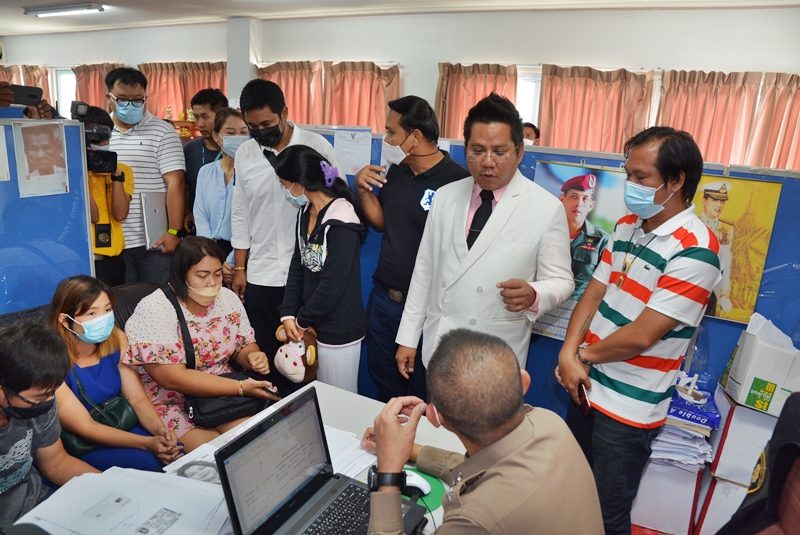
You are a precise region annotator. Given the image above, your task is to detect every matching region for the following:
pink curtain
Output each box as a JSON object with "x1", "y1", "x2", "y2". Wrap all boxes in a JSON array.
[
  {"x1": 744, "y1": 73, "x2": 800, "y2": 170},
  {"x1": 656, "y1": 70, "x2": 761, "y2": 166},
  {"x1": 538, "y1": 64, "x2": 653, "y2": 153},
  {"x1": 322, "y1": 62, "x2": 400, "y2": 132},
  {"x1": 434, "y1": 63, "x2": 517, "y2": 140},
  {"x1": 72, "y1": 63, "x2": 124, "y2": 108},
  {"x1": 138, "y1": 62, "x2": 185, "y2": 119},
  {"x1": 0, "y1": 66, "x2": 22, "y2": 85},
  {"x1": 182, "y1": 62, "x2": 227, "y2": 105},
  {"x1": 258, "y1": 61, "x2": 323, "y2": 125},
  {"x1": 22, "y1": 65, "x2": 51, "y2": 103}
]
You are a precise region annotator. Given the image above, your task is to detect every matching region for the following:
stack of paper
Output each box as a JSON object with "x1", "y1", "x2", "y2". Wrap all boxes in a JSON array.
[
  {"x1": 17, "y1": 467, "x2": 230, "y2": 535},
  {"x1": 323, "y1": 424, "x2": 377, "y2": 479},
  {"x1": 650, "y1": 424, "x2": 713, "y2": 471}
]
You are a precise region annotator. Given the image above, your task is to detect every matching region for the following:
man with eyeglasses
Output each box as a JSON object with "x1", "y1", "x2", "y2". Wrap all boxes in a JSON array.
[
  {"x1": 106, "y1": 67, "x2": 186, "y2": 285},
  {"x1": 395, "y1": 93, "x2": 574, "y2": 374},
  {"x1": 0, "y1": 321, "x2": 98, "y2": 529},
  {"x1": 355, "y1": 95, "x2": 469, "y2": 402}
]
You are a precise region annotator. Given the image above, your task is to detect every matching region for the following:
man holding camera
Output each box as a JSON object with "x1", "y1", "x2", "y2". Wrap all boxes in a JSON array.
[{"x1": 76, "y1": 104, "x2": 134, "y2": 286}]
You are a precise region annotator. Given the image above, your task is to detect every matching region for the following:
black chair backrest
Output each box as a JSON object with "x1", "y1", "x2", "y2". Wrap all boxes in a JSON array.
[{"x1": 111, "y1": 282, "x2": 159, "y2": 330}]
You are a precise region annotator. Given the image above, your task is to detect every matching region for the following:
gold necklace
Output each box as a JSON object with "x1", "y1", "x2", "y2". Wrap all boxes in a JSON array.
[{"x1": 617, "y1": 230, "x2": 657, "y2": 287}]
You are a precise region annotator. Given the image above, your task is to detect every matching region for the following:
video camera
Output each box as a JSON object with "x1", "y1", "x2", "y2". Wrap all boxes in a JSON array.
[{"x1": 71, "y1": 100, "x2": 118, "y2": 174}]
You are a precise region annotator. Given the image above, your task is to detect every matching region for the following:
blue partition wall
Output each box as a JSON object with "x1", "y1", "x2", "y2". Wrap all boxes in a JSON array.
[{"x1": 0, "y1": 120, "x2": 93, "y2": 315}]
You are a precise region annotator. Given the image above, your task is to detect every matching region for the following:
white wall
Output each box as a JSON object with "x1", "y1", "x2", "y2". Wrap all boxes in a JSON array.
[
  {"x1": 3, "y1": 22, "x2": 227, "y2": 66},
  {"x1": 2, "y1": 8, "x2": 799, "y2": 105},
  {"x1": 262, "y1": 8, "x2": 800, "y2": 103}
]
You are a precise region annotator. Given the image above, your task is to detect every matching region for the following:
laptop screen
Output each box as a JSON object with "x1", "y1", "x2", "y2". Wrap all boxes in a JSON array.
[{"x1": 219, "y1": 390, "x2": 329, "y2": 535}]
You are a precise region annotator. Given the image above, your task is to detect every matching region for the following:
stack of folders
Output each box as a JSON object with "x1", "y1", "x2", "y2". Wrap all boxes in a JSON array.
[{"x1": 650, "y1": 374, "x2": 722, "y2": 471}]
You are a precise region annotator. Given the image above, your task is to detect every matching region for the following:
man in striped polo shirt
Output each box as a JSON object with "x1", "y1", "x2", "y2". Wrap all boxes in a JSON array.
[
  {"x1": 556, "y1": 127, "x2": 722, "y2": 535},
  {"x1": 107, "y1": 67, "x2": 186, "y2": 284}
]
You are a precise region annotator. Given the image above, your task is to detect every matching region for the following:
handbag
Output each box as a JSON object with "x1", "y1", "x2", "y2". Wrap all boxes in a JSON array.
[
  {"x1": 161, "y1": 284, "x2": 268, "y2": 428},
  {"x1": 60, "y1": 370, "x2": 139, "y2": 458}
]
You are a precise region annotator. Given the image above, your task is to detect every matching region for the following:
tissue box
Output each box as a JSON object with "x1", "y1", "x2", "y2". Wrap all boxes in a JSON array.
[
  {"x1": 710, "y1": 386, "x2": 777, "y2": 486},
  {"x1": 720, "y1": 329, "x2": 800, "y2": 417}
]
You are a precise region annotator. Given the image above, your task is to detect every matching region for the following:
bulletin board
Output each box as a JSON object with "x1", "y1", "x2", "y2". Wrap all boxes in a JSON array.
[
  {"x1": 311, "y1": 128, "x2": 800, "y2": 416},
  {"x1": 0, "y1": 119, "x2": 93, "y2": 315}
]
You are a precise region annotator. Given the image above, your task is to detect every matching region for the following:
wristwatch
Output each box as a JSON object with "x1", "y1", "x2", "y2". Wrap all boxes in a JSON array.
[
  {"x1": 110, "y1": 171, "x2": 125, "y2": 183},
  {"x1": 367, "y1": 465, "x2": 405, "y2": 491},
  {"x1": 576, "y1": 342, "x2": 593, "y2": 367}
]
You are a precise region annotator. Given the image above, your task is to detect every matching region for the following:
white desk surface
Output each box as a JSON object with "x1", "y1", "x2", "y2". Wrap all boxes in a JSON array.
[{"x1": 210, "y1": 381, "x2": 464, "y2": 455}]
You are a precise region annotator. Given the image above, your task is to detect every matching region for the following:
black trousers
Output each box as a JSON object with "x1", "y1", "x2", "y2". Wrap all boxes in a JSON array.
[{"x1": 244, "y1": 283, "x2": 301, "y2": 397}]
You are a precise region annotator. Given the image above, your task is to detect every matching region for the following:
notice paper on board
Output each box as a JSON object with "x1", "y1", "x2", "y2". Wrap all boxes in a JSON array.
[{"x1": 13, "y1": 122, "x2": 69, "y2": 197}]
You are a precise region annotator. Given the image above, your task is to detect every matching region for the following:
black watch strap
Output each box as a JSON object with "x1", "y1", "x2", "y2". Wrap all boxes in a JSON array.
[
  {"x1": 368, "y1": 465, "x2": 405, "y2": 491},
  {"x1": 111, "y1": 171, "x2": 125, "y2": 182}
]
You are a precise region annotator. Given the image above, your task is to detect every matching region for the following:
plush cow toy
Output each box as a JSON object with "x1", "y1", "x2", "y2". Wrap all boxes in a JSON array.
[{"x1": 274, "y1": 325, "x2": 318, "y2": 384}]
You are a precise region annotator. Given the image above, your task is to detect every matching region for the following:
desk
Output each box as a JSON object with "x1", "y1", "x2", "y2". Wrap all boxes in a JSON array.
[{"x1": 210, "y1": 380, "x2": 464, "y2": 455}]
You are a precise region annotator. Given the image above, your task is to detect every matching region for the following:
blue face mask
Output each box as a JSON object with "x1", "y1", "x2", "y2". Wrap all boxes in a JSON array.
[
  {"x1": 220, "y1": 135, "x2": 249, "y2": 158},
  {"x1": 66, "y1": 311, "x2": 115, "y2": 344},
  {"x1": 624, "y1": 181, "x2": 674, "y2": 219},
  {"x1": 283, "y1": 184, "x2": 309, "y2": 208},
  {"x1": 114, "y1": 103, "x2": 145, "y2": 125}
]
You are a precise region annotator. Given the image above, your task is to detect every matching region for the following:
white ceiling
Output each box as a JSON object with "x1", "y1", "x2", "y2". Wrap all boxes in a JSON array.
[{"x1": 1, "y1": 0, "x2": 798, "y2": 36}]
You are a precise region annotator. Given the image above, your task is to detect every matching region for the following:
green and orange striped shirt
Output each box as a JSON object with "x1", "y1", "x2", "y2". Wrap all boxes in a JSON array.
[{"x1": 586, "y1": 206, "x2": 722, "y2": 428}]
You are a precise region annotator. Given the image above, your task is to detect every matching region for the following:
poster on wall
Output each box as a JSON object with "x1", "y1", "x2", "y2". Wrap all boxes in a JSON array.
[
  {"x1": 13, "y1": 122, "x2": 68, "y2": 198},
  {"x1": 0, "y1": 127, "x2": 10, "y2": 182},
  {"x1": 531, "y1": 161, "x2": 628, "y2": 340},
  {"x1": 692, "y1": 175, "x2": 781, "y2": 323}
]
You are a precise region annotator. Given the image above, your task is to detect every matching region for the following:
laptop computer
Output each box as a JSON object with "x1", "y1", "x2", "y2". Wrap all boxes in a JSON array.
[
  {"x1": 140, "y1": 191, "x2": 168, "y2": 248},
  {"x1": 214, "y1": 387, "x2": 428, "y2": 535}
]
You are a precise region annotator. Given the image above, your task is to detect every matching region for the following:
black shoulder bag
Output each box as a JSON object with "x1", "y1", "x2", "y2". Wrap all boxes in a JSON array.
[{"x1": 161, "y1": 284, "x2": 268, "y2": 428}]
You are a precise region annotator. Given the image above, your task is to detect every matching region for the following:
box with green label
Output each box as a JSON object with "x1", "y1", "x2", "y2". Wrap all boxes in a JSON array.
[{"x1": 720, "y1": 330, "x2": 800, "y2": 417}]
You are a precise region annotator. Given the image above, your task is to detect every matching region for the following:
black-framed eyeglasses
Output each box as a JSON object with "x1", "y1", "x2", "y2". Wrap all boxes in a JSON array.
[
  {"x1": 108, "y1": 93, "x2": 147, "y2": 108},
  {"x1": 2, "y1": 385, "x2": 54, "y2": 406}
]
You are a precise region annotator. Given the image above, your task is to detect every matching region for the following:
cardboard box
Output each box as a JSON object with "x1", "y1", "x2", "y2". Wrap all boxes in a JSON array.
[
  {"x1": 720, "y1": 329, "x2": 800, "y2": 417},
  {"x1": 630, "y1": 461, "x2": 704, "y2": 535},
  {"x1": 694, "y1": 472, "x2": 748, "y2": 535},
  {"x1": 710, "y1": 386, "x2": 777, "y2": 486}
]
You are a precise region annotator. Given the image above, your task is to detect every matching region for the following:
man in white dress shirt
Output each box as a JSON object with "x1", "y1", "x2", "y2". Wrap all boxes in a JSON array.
[{"x1": 231, "y1": 79, "x2": 340, "y2": 395}]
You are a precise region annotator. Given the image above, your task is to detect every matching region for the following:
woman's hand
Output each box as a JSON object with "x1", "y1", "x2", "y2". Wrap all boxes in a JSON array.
[
  {"x1": 281, "y1": 318, "x2": 305, "y2": 343},
  {"x1": 241, "y1": 378, "x2": 281, "y2": 401},
  {"x1": 244, "y1": 351, "x2": 270, "y2": 375},
  {"x1": 146, "y1": 432, "x2": 181, "y2": 463},
  {"x1": 222, "y1": 262, "x2": 235, "y2": 286}
]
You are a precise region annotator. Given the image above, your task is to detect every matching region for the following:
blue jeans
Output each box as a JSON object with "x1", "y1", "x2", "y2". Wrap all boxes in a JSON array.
[
  {"x1": 365, "y1": 285, "x2": 426, "y2": 402},
  {"x1": 567, "y1": 403, "x2": 660, "y2": 535}
]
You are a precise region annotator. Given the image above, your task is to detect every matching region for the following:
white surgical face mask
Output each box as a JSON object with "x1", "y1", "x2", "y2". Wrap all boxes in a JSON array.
[
  {"x1": 382, "y1": 135, "x2": 409, "y2": 166},
  {"x1": 522, "y1": 138, "x2": 534, "y2": 146}
]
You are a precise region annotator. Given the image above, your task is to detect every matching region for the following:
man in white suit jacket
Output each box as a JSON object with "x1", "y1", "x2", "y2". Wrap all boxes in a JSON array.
[{"x1": 395, "y1": 94, "x2": 574, "y2": 374}]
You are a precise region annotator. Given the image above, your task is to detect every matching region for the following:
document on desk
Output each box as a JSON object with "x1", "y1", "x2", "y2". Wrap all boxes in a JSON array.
[
  {"x1": 324, "y1": 424, "x2": 376, "y2": 479},
  {"x1": 17, "y1": 467, "x2": 230, "y2": 535}
]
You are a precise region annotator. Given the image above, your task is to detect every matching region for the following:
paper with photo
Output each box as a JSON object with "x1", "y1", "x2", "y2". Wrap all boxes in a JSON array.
[
  {"x1": 14, "y1": 122, "x2": 68, "y2": 197},
  {"x1": 0, "y1": 127, "x2": 10, "y2": 182}
]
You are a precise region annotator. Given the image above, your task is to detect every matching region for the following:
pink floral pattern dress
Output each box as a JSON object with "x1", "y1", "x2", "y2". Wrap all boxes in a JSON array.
[{"x1": 123, "y1": 287, "x2": 255, "y2": 437}]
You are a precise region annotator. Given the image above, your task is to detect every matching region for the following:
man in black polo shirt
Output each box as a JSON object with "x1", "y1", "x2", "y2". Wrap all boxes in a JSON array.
[{"x1": 356, "y1": 96, "x2": 469, "y2": 402}]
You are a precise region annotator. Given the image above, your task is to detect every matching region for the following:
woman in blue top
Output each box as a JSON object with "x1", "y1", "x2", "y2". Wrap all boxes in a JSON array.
[
  {"x1": 194, "y1": 107, "x2": 249, "y2": 282},
  {"x1": 50, "y1": 276, "x2": 180, "y2": 471}
]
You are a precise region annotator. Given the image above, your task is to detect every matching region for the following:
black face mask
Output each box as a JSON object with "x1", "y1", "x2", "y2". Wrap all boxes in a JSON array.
[
  {"x1": 2, "y1": 397, "x2": 55, "y2": 420},
  {"x1": 249, "y1": 121, "x2": 283, "y2": 148}
]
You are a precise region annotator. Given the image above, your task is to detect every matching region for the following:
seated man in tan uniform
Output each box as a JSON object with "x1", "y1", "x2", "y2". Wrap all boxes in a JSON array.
[{"x1": 362, "y1": 329, "x2": 603, "y2": 534}]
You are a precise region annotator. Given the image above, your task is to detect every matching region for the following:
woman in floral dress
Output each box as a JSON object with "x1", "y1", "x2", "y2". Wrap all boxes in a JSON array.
[{"x1": 123, "y1": 237, "x2": 279, "y2": 451}]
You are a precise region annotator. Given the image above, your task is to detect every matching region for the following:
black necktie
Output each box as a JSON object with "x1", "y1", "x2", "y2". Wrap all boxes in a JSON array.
[{"x1": 467, "y1": 189, "x2": 494, "y2": 249}]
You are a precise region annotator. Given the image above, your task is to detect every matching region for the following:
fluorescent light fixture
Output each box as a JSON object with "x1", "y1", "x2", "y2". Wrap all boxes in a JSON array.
[{"x1": 24, "y1": 2, "x2": 104, "y2": 17}]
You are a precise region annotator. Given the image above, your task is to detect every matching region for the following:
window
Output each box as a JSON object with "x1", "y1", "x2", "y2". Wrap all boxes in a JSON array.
[
  {"x1": 516, "y1": 65, "x2": 542, "y2": 127},
  {"x1": 54, "y1": 68, "x2": 76, "y2": 118}
]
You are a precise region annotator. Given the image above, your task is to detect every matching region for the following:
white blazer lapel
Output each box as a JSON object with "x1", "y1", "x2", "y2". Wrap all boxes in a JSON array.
[
  {"x1": 450, "y1": 179, "x2": 473, "y2": 264},
  {"x1": 450, "y1": 172, "x2": 525, "y2": 283}
]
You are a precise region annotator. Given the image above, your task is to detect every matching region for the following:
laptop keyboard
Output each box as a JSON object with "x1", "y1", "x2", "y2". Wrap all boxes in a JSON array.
[{"x1": 304, "y1": 483, "x2": 371, "y2": 535}]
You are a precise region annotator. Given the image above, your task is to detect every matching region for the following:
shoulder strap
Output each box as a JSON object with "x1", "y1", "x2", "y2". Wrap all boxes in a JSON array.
[
  {"x1": 69, "y1": 368, "x2": 119, "y2": 427},
  {"x1": 161, "y1": 284, "x2": 196, "y2": 370}
]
